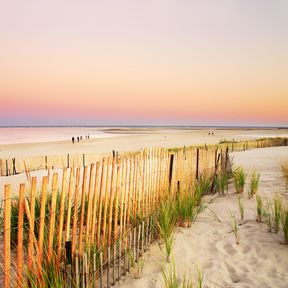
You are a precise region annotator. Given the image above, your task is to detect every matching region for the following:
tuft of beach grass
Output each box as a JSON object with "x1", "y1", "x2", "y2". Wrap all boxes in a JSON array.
[
  {"x1": 233, "y1": 167, "x2": 246, "y2": 194},
  {"x1": 281, "y1": 162, "x2": 288, "y2": 193},
  {"x1": 273, "y1": 196, "x2": 282, "y2": 233},
  {"x1": 230, "y1": 212, "x2": 240, "y2": 245},
  {"x1": 248, "y1": 170, "x2": 260, "y2": 199},
  {"x1": 237, "y1": 195, "x2": 245, "y2": 221},
  {"x1": 256, "y1": 194, "x2": 263, "y2": 222}
]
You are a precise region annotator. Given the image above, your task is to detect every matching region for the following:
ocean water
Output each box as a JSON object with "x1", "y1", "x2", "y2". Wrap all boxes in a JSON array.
[
  {"x1": 0, "y1": 126, "x2": 287, "y2": 145},
  {"x1": 0, "y1": 127, "x2": 118, "y2": 145}
]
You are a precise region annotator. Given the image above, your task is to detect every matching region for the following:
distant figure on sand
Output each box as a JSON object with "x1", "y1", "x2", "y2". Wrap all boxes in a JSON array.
[
  {"x1": 72, "y1": 137, "x2": 75, "y2": 143},
  {"x1": 77, "y1": 136, "x2": 79, "y2": 142}
]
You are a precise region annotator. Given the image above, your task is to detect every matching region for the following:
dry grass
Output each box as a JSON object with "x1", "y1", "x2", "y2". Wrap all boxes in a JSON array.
[
  {"x1": 230, "y1": 212, "x2": 240, "y2": 245},
  {"x1": 233, "y1": 167, "x2": 246, "y2": 194},
  {"x1": 281, "y1": 162, "x2": 288, "y2": 192},
  {"x1": 237, "y1": 196, "x2": 245, "y2": 221},
  {"x1": 256, "y1": 194, "x2": 263, "y2": 222},
  {"x1": 248, "y1": 170, "x2": 260, "y2": 199}
]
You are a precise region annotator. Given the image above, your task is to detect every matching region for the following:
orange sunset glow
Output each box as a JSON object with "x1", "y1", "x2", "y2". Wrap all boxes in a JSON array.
[{"x1": 0, "y1": 1, "x2": 287, "y2": 126}]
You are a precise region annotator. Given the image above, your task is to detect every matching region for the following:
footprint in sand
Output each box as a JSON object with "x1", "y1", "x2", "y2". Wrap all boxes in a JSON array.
[
  {"x1": 225, "y1": 261, "x2": 237, "y2": 275},
  {"x1": 268, "y1": 267, "x2": 277, "y2": 278},
  {"x1": 241, "y1": 245, "x2": 251, "y2": 254},
  {"x1": 202, "y1": 260, "x2": 213, "y2": 269},
  {"x1": 225, "y1": 262, "x2": 240, "y2": 283},
  {"x1": 260, "y1": 253, "x2": 268, "y2": 260},
  {"x1": 240, "y1": 266, "x2": 249, "y2": 273},
  {"x1": 223, "y1": 243, "x2": 237, "y2": 256}
]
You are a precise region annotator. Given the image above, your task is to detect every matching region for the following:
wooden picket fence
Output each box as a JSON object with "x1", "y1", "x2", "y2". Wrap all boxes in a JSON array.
[{"x1": 0, "y1": 138, "x2": 287, "y2": 287}]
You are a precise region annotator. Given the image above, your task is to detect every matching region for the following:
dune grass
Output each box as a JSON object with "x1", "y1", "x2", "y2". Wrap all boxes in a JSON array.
[
  {"x1": 127, "y1": 249, "x2": 145, "y2": 279},
  {"x1": 23, "y1": 251, "x2": 72, "y2": 288},
  {"x1": 194, "y1": 174, "x2": 212, "y2": 200},
  {"x1": 273, "y1": 196, "x2": 282, "y2": 233},
  {"x1": 256, "y1": 194, "x2": 263, "y2": 222},
  {"x1": 175, "y1": 191, "x2": 198, "y2": 228},
  {"x1": 8, "y1": 192, "x2": 62, "y2": 247},
  {"x1": 161, "y1": 261, "x2": 179, "y2": 288},
  {"x1": 281, "y1": 205, "x2": 288, "y2": 244},
  {"x1": 156, "y1": 173, "x2": 212, "y2": 262},
  {"x1": 262, "y1": 203, "x2": 273, "y2": 232},
  {"x1": 281, "y1": 162, "x2": 288, "y2": 193},
  {"x1": 161, "y1": 261, "x2": 204, "y2": 288},
  {"x1": 156, "y1": 200, "x2": 176, "y2": 263},
  {"x1": 233, "y1": 167, "x2": 246, "y2": 194},
  {"x1": 230, "y1": 213, "x2": 240, "y2": 245},
  {"x1": 248, "y1": 170, "x2": 260, "y2": 199},
  {"x1": 237, "y1": 196, "x2": 244, "y2": 221},
  {"x1": 216, "y1": 171, "x2": 229, "y2": 195}
]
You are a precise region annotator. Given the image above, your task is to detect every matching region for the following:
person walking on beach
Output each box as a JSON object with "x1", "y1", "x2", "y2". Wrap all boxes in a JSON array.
[{"x1": 72, "y1": 137, "x2": 75, "y2": 143}]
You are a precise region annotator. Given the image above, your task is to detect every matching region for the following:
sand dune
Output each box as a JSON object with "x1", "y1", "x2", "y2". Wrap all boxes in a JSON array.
[{"x1": 117, "y1": 147, "x2": 288, "y2": 288}]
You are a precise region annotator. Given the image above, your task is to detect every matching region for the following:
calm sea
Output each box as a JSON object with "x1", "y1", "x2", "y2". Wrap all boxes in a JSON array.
[{"x1": 0, "y1": 127, "x2": 117, "y2": 145}]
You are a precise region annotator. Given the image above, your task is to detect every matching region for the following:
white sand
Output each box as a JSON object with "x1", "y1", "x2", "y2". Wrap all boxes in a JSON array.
[
  {"x1": 117, "y1": 146, "x2": 288, "y2": 288},
  {"x1": 1, "y1": 127, "x2": 288, "y2": 158}
]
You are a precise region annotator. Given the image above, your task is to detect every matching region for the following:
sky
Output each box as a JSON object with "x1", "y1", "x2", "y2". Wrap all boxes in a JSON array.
[{"x1": 0, "y1": 0, "x2": 287, "y2": 126}]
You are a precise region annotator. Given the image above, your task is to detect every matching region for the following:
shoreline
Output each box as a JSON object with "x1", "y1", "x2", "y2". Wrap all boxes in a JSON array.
[{"x1": 1, "y1": 128, "x2": 288, "y2": 159}]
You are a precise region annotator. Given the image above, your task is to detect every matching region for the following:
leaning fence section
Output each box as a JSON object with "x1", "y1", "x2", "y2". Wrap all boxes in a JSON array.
[{"x1": 0, "y1": 138, "x2": 287, "y2": 287}]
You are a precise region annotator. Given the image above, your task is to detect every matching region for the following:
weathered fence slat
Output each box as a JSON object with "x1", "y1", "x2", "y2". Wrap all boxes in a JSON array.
[
  {"x1": 17, "y1": 184, "x2": 25, "y2": 288},
  {"x1": 48, "y1": 173, "x2": 58, "y2": 262},
  {"x1": 4, "y1": 184, "x2": 11, "y2": 288}
]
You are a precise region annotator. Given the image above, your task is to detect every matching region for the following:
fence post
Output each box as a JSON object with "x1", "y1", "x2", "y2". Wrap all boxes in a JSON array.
[
  {"x1": 79, "y1": 166, "x2": 88, "y2": 255},
  {"x1": 38, "y1": 176, "x2": 48, "y2": 264},
  {"x1": 57, "y1": 169, "x2": 67, "y2": 260},
  {"x1": 48, "y1": 173, "x2": 58, "y2": 262},
  {"x1": 65, "y1": 241, "x2": 72, "y2": 265},
  {"x1": 168, "y1": 154, "x2": 174, "y2": 189},
  {"x1": 6, "y1": 159, "x2": 9, "y2": 176},
  {"x1": 65, "y1": 241, "x2": 73, "y2": 288},
  {"x1": 12, "y1": 158, "x2": 17, "y2": 175},
  {"x1": 196, "y1": 148, "x2": 199, "y2": 180},
  {"x1": 107, "y1": 246, "x2": 111, "y2": 288},
  {"x1": 28, "y1": 177, "x2": 37, "y2": 269},
  {"x1": 100, "y1": 252, "x2": 103, "y2": 288},
  {"x1": 4, "y1": 184, "x2": 11, "y2": 288},
  {"x1": 225, "y1": 146, "x2": 229, "y2": 170},
  {"x1": 17, "y1": 184, "x2": 25, "y2": 288}
]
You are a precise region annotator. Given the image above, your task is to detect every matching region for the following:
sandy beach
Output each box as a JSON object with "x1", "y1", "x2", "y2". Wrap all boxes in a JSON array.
[
  {"x1": 0, "y1": 130, "x2": 288, "y2": 288},
  {"x1": 1, "y1": 127, "x2": 288, "y2": 159},
  {"x1": 115, "y1": 146, "x2": 288, "y2": 288}
]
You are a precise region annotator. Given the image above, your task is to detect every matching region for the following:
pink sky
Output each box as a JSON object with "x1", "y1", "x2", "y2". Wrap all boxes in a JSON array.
[{"x1": 0, "y1": 1, "x2": 287, "y2": 126}]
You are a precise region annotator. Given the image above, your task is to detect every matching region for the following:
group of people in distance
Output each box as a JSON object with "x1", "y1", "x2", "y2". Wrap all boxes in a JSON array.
[{"x1": 72, "y1": 134, "x2": 90, "y2": 143}]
